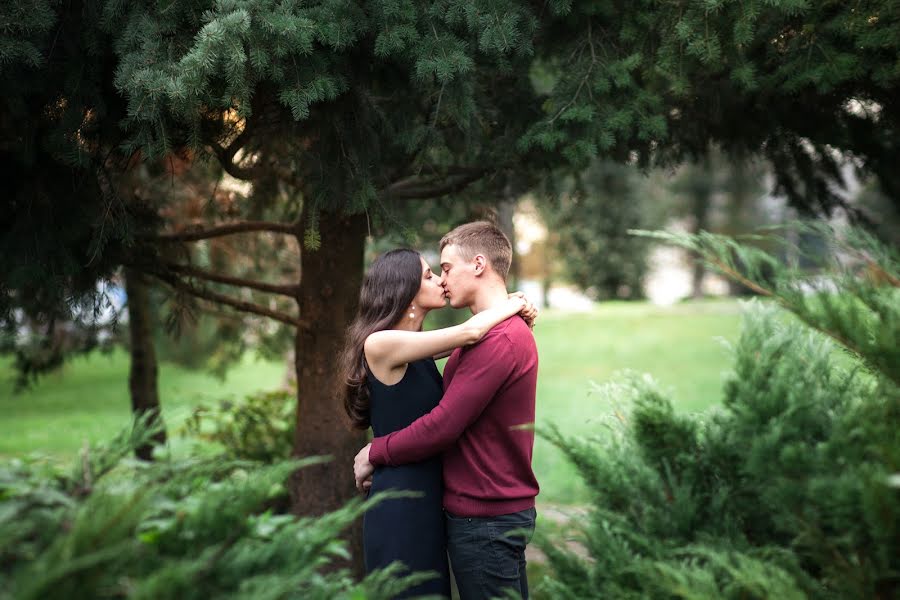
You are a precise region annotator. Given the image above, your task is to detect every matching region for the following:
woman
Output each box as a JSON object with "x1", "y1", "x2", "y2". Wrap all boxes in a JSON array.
[{"x1": 340, "y1": 248, "x2": 535, "y2": 598}]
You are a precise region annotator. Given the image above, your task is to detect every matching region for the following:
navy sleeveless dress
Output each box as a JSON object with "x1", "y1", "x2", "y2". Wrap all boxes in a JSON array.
[{"x1": 363, "y1": 358, "x2": 451, "y2": 598}]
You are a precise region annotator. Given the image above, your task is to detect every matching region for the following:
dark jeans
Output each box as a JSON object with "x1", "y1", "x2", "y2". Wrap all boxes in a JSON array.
[{"x1": 446, "y1": 507, "x2": 536, "y2": 600}]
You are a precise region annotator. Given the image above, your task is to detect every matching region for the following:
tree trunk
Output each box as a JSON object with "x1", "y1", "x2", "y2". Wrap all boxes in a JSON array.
[
  {"x1": 689, "y1": 166, "x2": 713, "y2": 300},
  {"x1": 289, "y1": 209, "x2": 368, "y2": 575},
  {"x1": 497, "y1": 190, "x2": 520, "y2": 289},
  {"x1": 124, "y1": 268, "x2": 166, "y2": 460}
]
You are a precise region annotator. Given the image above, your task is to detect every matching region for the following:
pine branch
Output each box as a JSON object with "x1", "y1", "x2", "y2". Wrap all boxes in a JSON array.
[
  {"x1": 704, "y1": 256, "x2": 773, "y2": 298},
  {"x1": 162, "y1": 262, "x2": 299, "y2": 298},
  {"x1": 548, "y1": 19, "x2": 599, "y2": 125},
  {"x1": 152, "y1": 221, "x2": 298, "y2": 242},
  {"x1": 145, "y1": 269, "x2": 307, "y2": 329},
  {"x1": 211, "y1": 113, "x2": 311, "y2": 192},
  {"x1": 211, "y1": 125, "x2": 261, "y2": 181},
  {"x1": 705, "y1": 255, "x2": 868, "y2": 368},
  {"x1": 382, "y1": 167, "x2": 490, "y2": 200}
]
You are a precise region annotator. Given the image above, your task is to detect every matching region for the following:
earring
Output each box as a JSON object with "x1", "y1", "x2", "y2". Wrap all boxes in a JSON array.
[{"x1": 409, "y1": 305, "x2": 416, "y2": 319}]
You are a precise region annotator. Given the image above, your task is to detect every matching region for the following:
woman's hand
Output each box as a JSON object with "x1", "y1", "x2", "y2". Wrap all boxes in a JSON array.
[{"x1": 508, "y1": 291, "x2": 538, "y2": 329}]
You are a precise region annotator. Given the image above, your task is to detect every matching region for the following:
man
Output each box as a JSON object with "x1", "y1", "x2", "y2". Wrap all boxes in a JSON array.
[{"x1": 354, "y1": 221, "x2": 540, "y2": 599}]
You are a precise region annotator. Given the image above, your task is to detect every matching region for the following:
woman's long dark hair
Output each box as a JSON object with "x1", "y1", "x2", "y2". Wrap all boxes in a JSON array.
[{"x1": 340, "y1": 249, "x2": 423, "y2": 429}]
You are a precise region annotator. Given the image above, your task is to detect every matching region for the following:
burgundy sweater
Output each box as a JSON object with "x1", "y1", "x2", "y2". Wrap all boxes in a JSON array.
[{"x1": 369, "y1": 316, "x2": 539, "y2": 517}]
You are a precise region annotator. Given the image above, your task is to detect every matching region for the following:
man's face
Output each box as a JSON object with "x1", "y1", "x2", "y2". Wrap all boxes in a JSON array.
[{"x1": 439, "y1": 244, "x2": 476, "y2": 309}]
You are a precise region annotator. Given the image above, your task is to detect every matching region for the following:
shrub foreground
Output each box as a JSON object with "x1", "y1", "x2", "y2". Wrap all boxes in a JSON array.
[
  {"x1": 536, "y1": 225, "x2": 899, "y2": 599},
  {"x1": 0, "y1": 419, "x2": 429, "y2": 600}
]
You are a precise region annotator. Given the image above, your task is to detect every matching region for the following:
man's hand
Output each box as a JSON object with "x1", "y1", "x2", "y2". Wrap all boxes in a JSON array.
[{"x1": 354, "y1": 443, "x2": 374, "y2": 492}]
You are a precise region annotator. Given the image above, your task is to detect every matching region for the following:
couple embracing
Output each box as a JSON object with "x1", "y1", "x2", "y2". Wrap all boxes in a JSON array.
[{"x1": 341, "y1": 221, "x2": 540, "y2": 599}]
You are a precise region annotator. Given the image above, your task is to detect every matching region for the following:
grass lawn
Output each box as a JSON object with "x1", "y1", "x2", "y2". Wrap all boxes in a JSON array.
[
  {"x1": 0, "y1": 351, "x2": 284, "y2": 459},
  {"x1": 1, "y1": 299, "x2": 745, "y2": 504},
  {"x1": 530, "y1": 299, "x2": 743, "y2": 504}
]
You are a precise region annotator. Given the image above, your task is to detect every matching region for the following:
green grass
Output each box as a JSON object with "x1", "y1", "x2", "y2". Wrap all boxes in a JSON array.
[
  {"x1": 0, "y1": 351, "x2": 283, "y2": 459},
  {"x1": 530, "y1": 299, "x2": 743, "y2": 504},
  {"x1": 1, "y1": 299, "x2": 744, "y2": 504}
]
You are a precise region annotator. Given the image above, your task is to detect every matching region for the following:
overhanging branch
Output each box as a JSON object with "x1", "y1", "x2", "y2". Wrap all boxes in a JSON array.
[
  {"x1": 162, "y1": 262, "x2": 300, "y2": 298},
  {"x1": 145, "y1": 269, "x2": 307, "y2": 329},
  {"x1": 152, "y1": 220, "x2": 298, "y2": 243},
  {"x1": 211, "y1": 124, "x2": 262, "y2": 181},
  {"x1": 381, "y1": 167, "x2": 490, "y2": 200}
]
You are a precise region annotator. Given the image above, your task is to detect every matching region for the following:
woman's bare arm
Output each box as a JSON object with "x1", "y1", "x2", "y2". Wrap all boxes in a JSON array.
[{"x1": 365, "y1": 296, "x2": 526, "y2": 371}]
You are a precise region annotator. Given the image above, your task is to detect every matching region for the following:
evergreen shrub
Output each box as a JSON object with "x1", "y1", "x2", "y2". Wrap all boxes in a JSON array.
[
  {"x1": 0, "y1": 416, "x2": 428, "y2": 600},
  {"x1": 536, "y1": 225, "x2": 899, "y2": 599},
  {"x1": 182, "y1": 388, "x2": 295, "y2": 463}
]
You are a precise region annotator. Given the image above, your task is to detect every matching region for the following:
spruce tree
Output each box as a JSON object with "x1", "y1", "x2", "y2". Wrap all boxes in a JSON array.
[{"x1": 543, "y1": 160, "x2": 657, "y2": 300}]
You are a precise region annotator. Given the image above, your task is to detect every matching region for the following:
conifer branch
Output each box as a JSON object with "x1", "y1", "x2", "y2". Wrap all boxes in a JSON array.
[
  {"x1": 211, "y1": 118, "x2": 310, "y2": 191},
  {"x1": 152, "y1": 221, "x2": 298, "y2": 242},
  {"x1": 705, "y1": 255, "x2": 866, "y2": 365},
  {"x1": 162, "y1": 262, "x2": 300, "y2": 298},
  {"x1": 212, "y1": 146, "x2": 262, "y2": 181},
  {"x1": 146, "y1": 269, "x2": 306, "y2": 329},
  {"x1": 382, "y1": 167, "x2": 490, "y2": 200},
  {"x1": 211, "y1": 125, "x2": 262, "y2": 181},
  {"x1": 704, "y1": 257, "x2": 773, "y2": 298},
  {"x1": 549, "y1": 19, "x2": 598, "y2": 125}
]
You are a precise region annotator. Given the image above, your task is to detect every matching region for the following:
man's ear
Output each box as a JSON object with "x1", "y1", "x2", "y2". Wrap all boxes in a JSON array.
[{"x1": 473, "y1": 254, "x2": 487, "y2": 277}]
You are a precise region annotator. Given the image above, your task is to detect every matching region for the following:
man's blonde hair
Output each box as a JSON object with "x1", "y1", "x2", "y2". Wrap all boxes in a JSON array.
[{"x1": 440, "y1": 221, "x2": 512, "y2": 281}]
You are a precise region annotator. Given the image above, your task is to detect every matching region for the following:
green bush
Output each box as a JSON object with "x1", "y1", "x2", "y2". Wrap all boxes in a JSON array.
[
  {"x1": 0, "y1": 416, "x2": 430, "y2": 600},
  {"x1": 536, "y1": 225, "x2": 899, "y2": 599},
  {"x1": 182, "y1": 388, "x2": 295, "y2": 463}
]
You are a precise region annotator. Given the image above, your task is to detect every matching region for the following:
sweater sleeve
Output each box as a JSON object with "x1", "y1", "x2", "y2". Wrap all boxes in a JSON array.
[{"x1": 369, "y1": 332, "x2": 515, "y2": 466}]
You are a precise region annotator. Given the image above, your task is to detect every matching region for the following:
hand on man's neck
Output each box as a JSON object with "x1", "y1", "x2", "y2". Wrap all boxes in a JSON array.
[{"x1": 470, "y1": 280, "x2": 511, "y2": 315}]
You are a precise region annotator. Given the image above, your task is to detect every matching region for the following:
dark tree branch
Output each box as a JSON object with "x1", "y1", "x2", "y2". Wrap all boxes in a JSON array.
[
  {"x1": 221, "y1": 124, "x2": 251, "y2": 166},
  {"x1": 162, "y1": 262, "x2": 300, "y2": 297},
  {"x1": 212, "y1": 140, "x2": 263, "y2": 181},
  {"x1": 211, "y1": 113, "x2": 312, "y2": 191},
  {"x1": 381, "y1": 167, "x2": 490, "y2": 200},
  {"x1": 145, "y1": 269, "x2": 307, "y2": 329},
  {"x1": 210, "y1": 121, "x2": 263, "y2": 181},
  {"x1": 151, "y1": 220, "x2": 298, "y2": 242}
]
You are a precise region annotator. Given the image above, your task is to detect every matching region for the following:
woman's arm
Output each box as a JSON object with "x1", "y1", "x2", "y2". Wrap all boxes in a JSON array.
[
  {"x1": 430, "y1": 293, "x2": 537, "y2": 360},
  {"x1": 364, "y1": 296, "x2": 526, "y2": 370}
]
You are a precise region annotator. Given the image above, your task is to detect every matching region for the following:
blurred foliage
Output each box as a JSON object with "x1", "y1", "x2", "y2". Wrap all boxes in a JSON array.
[
  {"x1": 538, "y1": 150, "x2": 773, "y2": 300},
  {"x1": 182, "y1": 389, "x2": 295, "y2": 463},
  {"x1": 855, "y1": 178, "x2": 900, "y2": 249},
  {"x1": 0, "y1": 415, "x2": 430, "y2": 600},
  {"x1": 6, "y1": 0, "x2": 900, "y2": 381},
  {"x1": 541, "y1": 160, "x2": 662, "y2": 299}
]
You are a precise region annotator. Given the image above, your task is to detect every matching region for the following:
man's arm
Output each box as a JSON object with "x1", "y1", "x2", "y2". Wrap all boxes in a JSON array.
[{"x1": 373, "y1": 332, "x2": 515, "y2": 465}]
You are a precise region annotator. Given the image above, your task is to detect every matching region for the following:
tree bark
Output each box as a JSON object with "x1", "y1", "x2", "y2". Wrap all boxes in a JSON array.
[
  {"x1": 689, "y1": 162, "x2": 713, "y2": 300},
  {"x1": 124, "y1": 268, "x2": 166, "y2": 460},
  {"x1": 289, "y1": 209, "x2": 368, "y2": 576},
  {"x1": 497, "y1": 192, "x2": 520, "y2": 289}
]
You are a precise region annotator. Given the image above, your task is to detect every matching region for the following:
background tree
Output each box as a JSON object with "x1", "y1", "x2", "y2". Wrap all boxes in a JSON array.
[
  {"x1": 542, "y1": 160, "x2": 660, "y2": 300},
  {"x1": 0, "y1": 1, "x2": 135, "y2": 384},
  {"x1": 667, "y1": 150, "x2": 768, "y2": 298},
  {"x1": 86, "y1": 1, "x2": 553, "y2": 563},
  {"x1": 854, "y1": 179, "x2": 900, "y2": 248},
  {"x1": 526, "y1": 0, "x2": 900, "y2": 215}
]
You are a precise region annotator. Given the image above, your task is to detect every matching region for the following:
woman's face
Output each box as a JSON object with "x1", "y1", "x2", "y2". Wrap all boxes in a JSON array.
[{"x1": 412, "y1": 256, "x2": 447, "y2": 310}]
